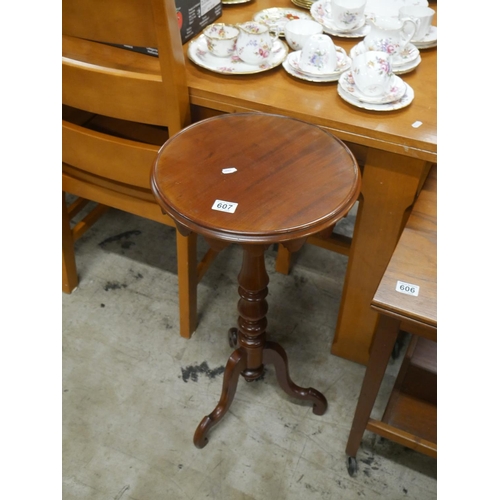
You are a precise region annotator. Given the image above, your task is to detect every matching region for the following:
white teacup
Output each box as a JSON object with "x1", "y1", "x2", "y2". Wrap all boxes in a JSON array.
[
  {"x1": 285, "y1": 19, "x2": 323, "y2": 51},
  {"x1": 351, "y1": 51, "x2": 394, "y2": 97},
  {"x1": 399, "y1": 6, "x2": 435, "y2": 42},
  {"x1": 299, "y1": 34, "x2": 345, "y2": 75},
  {"x1": 330, "y1": 0, "x2": 367, "y2": 31},
  {"x1": 236, "y1": 21, "x2": 278, "y2": 65},
  {"x1": 203, "y1": 23, "x2": 239, "y2": 58},
  {"x1": 364, "y1": 16, "x2": 417, "y2": 58}
]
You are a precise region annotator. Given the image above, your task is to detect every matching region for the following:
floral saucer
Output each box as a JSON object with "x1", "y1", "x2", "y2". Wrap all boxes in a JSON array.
[
  {"x1": 253, "y1": 8, "x2": 312, "y2": 36},
  {"x1": 187, "y1": 34, "x2": 288, "y2": 75},
  {"x1": 412, "y1": 26, "x2": 437, "y2": 49},
  {"x1": 311, "y1": 0, "x2": 370, "y2": 38},
  {"x1": 338, "y1": 71, "x2": 406, "y2": 104},
  {"x1": 392, "y1": 54, "x2": 421, "y2": 75},
  {"x1": 337, "y1": 82, "x2": 414, "y2": 111},
  {"x1": 287, "y1": 49, "x2": 351, "y2": 78},
  {"x1": 283, "y1": 55, "x2": 340, "y2": 82}
]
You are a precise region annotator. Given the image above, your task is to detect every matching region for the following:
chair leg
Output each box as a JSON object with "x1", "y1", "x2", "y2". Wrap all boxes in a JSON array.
[
  {"x1": 275, "y1": 243, "x2": 292, "y2": 275},
  {"x1": 176, "y1": 230, "x2": 198, "y2": 338},
  {"x1": 62, "y1": 192, "x2": 78, "y2": 293}
]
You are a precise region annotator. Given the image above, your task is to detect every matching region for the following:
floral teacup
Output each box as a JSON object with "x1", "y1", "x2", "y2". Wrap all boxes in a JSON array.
[
  {"x1": 330, "y1": 0, "x2": 367, "y2": 31},
  {"x1": 364, "y1": 16, "x2": 417, "y2": 57},
  {"x1": 299, "y1": 34, "x2": 345, "y2": 75},
  {"x1": 351, "y1": 51, "x2": 394, "y2": 97},
  {"x1": 284, "y1": 19, "x2": 323, "y2": 51},
  {"x1": 235, "y1": 21, "x2": 278, "y2": 65},
  {"x1": 203, "y1": 23, "x2": 240, "y2": 58}
]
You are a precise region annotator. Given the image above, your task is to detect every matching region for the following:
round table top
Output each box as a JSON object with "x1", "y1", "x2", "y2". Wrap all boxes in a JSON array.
[{"x1": 151, "y1": 113, "x2": 361, "y2": 244}]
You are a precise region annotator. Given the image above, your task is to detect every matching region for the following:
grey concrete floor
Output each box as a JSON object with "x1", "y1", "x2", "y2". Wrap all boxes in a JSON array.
[{"x1": 62, "y1": 204, "x2": 437, "y2": 499}]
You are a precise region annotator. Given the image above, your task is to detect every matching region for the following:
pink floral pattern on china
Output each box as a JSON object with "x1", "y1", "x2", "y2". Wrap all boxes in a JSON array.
[
  {"x1": 205, "y1": 25, "x2": 233, "y2": 39},
  {"x1": 239, "y1": 22, "x2": 267, "y2": 34},
  {"x1": 253, "y1": 8, "x2": 312, "y2": 34},
  {"x1": 350, "y1": 41, "x2": 419, "y2": 66},
  {"x1": 189, "y1": 35, "x2": 288, "y2": 74},
  {"x1": 365, "y1": 38, "x2": 400, "y2": 55},
  {"x1": 195, "y1": 46, "x2": 274, "y2": 72},
  {"x1": 341, "y1": 71, "x2": 405, "y2": 104},
  {"x1": 353, "y1": 55, "x2": 392, "y2": 77},
  {"x1": 237, "y1": 38, "x2": 273, "y2": 60},
  {"x1": 338, "y1": 83, "x2": 414, "y2": 111}
]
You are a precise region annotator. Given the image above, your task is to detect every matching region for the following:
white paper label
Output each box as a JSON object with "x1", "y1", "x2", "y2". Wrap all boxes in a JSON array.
[
  {"x1": 212, "y1": 200, "x2": 238, "y2": 213},
  {"x1": 396, "y1": 280, "x2": 420, "y2": 296},
  {"x1": 201, "y1": 0, "x2": 219, "y2": 15}
]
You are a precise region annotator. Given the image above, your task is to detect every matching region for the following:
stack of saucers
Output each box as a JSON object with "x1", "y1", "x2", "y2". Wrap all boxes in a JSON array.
[
  {"x1": 337, "y1": 70, "x2": 414, "y2": 111},
  {"x1": 291, "y1": 0, "x2": 316, "y2": 10},
  {"x1": 411, "y1": 26, "x2": 437, "y2": 50}
]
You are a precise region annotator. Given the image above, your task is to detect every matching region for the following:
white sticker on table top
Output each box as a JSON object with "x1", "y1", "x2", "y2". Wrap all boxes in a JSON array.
[
  {"x1": 396, "y1": 280, "x2": 420, "y2": 297},
  {"x1": 212, "y1": 199, "x2": 238, "y2": 213}
]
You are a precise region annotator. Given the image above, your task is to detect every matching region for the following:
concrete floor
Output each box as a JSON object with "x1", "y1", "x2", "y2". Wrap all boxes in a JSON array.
[{"x1": 62, "y1": 204, "x2": 437, "y2": 499}]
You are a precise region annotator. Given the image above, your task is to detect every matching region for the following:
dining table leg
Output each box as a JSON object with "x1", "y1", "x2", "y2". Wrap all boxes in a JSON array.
[{"x1": 331, "y1": 149, "x2": 432, "y2": 365}]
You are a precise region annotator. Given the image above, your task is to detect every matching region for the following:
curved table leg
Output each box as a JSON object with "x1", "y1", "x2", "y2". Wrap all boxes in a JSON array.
[
  {"x1": 193, "y1": 348, "x2": 246, "y2": 449},
  {"x1": 263, "y1": 341, "x2": 327, "y2": 415}
]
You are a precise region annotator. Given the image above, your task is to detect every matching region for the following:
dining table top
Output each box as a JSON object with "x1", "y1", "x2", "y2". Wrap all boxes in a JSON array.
[{"x1": 183, "y1": 0, "x2": 437, "y2": 164}]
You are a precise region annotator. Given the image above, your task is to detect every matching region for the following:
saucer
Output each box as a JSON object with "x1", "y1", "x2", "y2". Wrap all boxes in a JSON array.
[
  {"x1": 337, "y1": 82, "x2": 414, "y2": 111},
  {"x1": 311, "y1": 0, "x2": 370, "y2": 38},
  {"x1": 288, "y1": 49, "x2": 351, "y2": 78},
  {"x1": 338, "y1": 71, "x2": 407, "y2": 104},
  {"x1": 412, "y1": 26, "x2": 437, "y2": 49},
  {"x1": 283, "y1": 55, "x2": 341, "y2": 82},
  {"x1": 253, "y1": 8, "x2": 312, "y2": 36},
  {"x1": 187, "y1": 35, "x2": 289, "y2": 74},
  {"x1": 392, "y1": 54, "x2": 421, "y2": 75}
]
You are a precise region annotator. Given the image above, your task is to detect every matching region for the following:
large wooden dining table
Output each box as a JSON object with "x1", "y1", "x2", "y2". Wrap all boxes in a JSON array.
[{"x1": 184, "y1": 0, "x2": 437, "y2": 365}]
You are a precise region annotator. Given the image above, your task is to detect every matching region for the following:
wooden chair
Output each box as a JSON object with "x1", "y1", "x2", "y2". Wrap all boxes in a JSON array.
[{"x1": 62, "y1": 0, "x2": 217, "y2": 338}]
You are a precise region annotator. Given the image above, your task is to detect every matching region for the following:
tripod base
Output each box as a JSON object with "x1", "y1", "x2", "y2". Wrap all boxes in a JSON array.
[{"x1": 193, "y1": 341, "x2": 327, "y2": 449}]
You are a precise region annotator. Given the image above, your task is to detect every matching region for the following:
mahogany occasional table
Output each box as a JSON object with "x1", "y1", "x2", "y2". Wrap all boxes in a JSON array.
[{"x1": 151, "y1": 113, "x2": 361, "y2": 448}]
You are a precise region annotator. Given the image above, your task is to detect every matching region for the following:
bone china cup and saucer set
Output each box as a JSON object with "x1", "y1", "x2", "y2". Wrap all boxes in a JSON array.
[{"x1": 187, "y1": 0, "x2": 436, "y2": 111}]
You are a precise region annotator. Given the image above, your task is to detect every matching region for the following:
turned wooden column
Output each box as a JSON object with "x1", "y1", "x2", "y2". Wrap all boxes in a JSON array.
[{"x1": 238, "y1": 244, "x2": 269, "y2": 381}]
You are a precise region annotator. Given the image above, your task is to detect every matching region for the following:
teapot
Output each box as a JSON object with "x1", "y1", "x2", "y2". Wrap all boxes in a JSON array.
[{"x1": 363, "y1": 16, "x2": 417, "y2": 59}]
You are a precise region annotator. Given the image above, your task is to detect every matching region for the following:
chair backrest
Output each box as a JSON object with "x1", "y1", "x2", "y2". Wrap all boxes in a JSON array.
[{"x1": 62, "y1": 0, "x2": 191, "y2": 190}]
